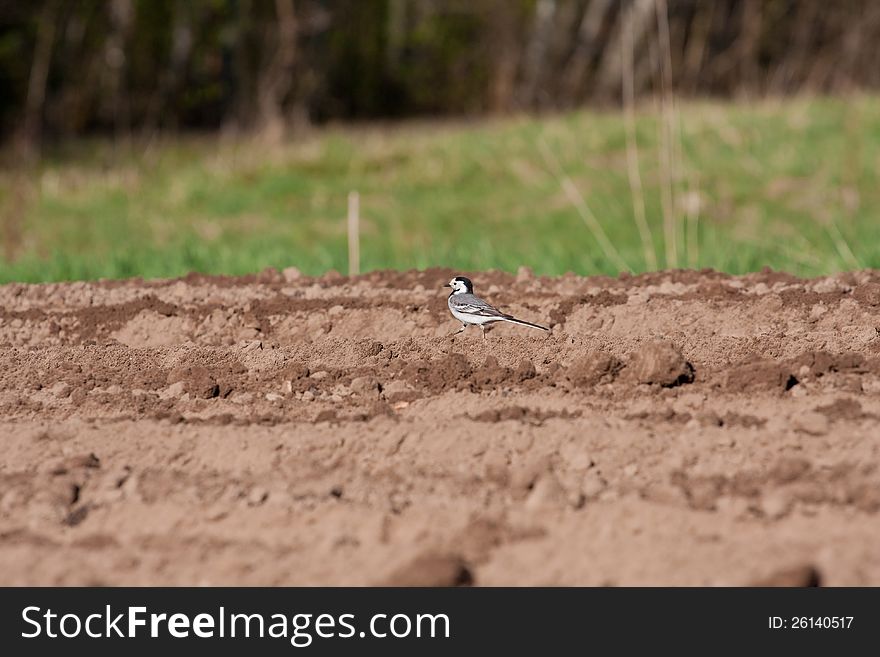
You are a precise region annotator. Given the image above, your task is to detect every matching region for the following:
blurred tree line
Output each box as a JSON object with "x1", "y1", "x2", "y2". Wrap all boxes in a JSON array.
[{"x1": 3, "y1": 0, "x2": 880, "y2": 151}]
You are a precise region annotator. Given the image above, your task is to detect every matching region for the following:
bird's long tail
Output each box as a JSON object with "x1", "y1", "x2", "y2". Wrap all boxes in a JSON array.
[{"x1": 501, "y1": 316, "x2": 550, "y2": 331}]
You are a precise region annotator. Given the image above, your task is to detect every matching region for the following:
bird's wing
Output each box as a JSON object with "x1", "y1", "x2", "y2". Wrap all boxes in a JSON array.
[{"x1": 450, "y1": 294, "x2": 512, "y2": 319}]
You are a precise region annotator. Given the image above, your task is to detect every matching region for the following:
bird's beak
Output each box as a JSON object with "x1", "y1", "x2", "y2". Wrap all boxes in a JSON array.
[{"x1": 443, "y1": 283, "x2": 451, "y2": 288}]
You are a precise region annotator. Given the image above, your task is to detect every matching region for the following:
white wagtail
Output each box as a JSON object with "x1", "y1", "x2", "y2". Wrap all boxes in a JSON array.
[{"x1": 444, "y1": 276, "x2": 549, "y2": 339}]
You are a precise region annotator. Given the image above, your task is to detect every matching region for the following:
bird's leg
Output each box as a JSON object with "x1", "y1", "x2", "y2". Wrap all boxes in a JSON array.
[
  {"x1": 480, "y1": 324, "x2": 497, "y2": 341},
  {"x1": 449, "y1": 323, "x2": 467, "y2": 338}
]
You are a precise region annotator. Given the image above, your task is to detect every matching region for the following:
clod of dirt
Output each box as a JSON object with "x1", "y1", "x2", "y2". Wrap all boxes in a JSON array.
[
  {"x1": 403, "y1": 354, "x2": 471, "y2": 392},
  {"x1": 720, "y1": 358, "x2": 796, "y2": 393},
  {"x1": 472, "y1": 356, "x2": 510, "y2": 386},
  {"x1": 366, "y1": 400, "x2": 395, "y2": 420},
  {"x1": 516, "y1": 266, "x2": 534, "y2": 282},
  {"x1": 47, "y1": 453, "x2": 100, "y2": 476},
  {"x1": 314, "y1": 410, "x2": 337, "y2": 423},
  {"x1": 256, "y1": 267, "x2": 283, "y2": 284},
  {"x1": 320, "y1": 270, "x2": 345, "y2": 284},
  {"x1": 792, "y1": 411, "x2": 829, "y2": 436},
  {"x1": 247, "y1": 487, "x2": 269, "y2": 506},
  {"x1": 350, "y1": 376, "x2": 379, "y2": 397},
  {"x1": 241, "y1": 340, "x2": 262, "y2": 353},
  {"x1": 49, "y1": 382, "x2": 72, "y2": 398},
  {"x1": 567, "y1": 351, "x2": 623, "y2": 387},
  {"x1": 627, "y1": 340, "x2": 694, "y2": 387},
  {"x1": 63, "y1": 506, "x2": 90, "y2": 527},
  {"x1": 815, "y1": 398, "x2": 866, "y2": 421},
  {"x1": 695, "y1": 410, "x2": 723, "y2": 427},
  {"x1": 281, "y1": 363, "x2": 310, "y2": 381},
  {"x1": 364, "y1": 341, "x2": 384, "y2": 357},
  {"x1": 471, "y1": 406, "x2": 580, "y2": 423},
  {"x1": 509, "y1": 455, "x2": 552, "y2": 492},
  {"x1": 380, "y1": 552, "x2": 473, "y2": 586},
  {"x1": 514, "y1": 359, "x2": 537, "y2": 382},
  {"x1": 524, "y1": 473, "x2": 568, "y2": 510},
  {"x1": 163, "y1": 381, "x2": 186, "y2": 398},
  {"x1": 670, "y1": 471, "x2": 725, "y2": 511},
  {"x1": 792, "y1": 351, "x2": 866, "y2": 378},
  {"x1": 722, "y1": 412, "x2": 767, "y2": 428},
  {"x1": 751, "y1": 564, "x2": 822, "y2": 587},
  {"x1": 282, "y1": 266, "x2": 302, "y2": 282},
  {"x1": 759, "y1": 491, "x2": 792, "y2": 519},
  {"x1": 853, "y1": 282, "x2": 880, "y2": 306},
  {"x1": 581, "y1": 471, "x2": 607, "y2": 498},
  {"x1": 768, "y1": 457, "x2": 812, "y2": 483},
  {"x1": 381, "y1": 380, "x2": 419, "y2": 403},
  {"x1": 472, "y1": 406, "x2": 527, "y2": 422},
  {"x1": 168, "y1": 365, "x2": 219, "y2": 399},
  {"x1": 627, "y1": 407, "x2": 692, "y2": 424}
]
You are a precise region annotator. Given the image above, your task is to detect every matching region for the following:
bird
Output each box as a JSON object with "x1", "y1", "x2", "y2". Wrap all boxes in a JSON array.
[{"x1": 444, "y1": 276, "x2": 549, "y2": 339}]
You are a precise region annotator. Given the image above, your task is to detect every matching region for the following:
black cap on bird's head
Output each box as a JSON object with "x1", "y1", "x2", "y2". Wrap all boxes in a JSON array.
[{"x1": 444, "y1": 276, "x2": 473, "y2": 294}]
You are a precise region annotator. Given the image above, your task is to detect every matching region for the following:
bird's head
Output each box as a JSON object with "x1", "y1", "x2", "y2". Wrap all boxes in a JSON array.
[{"x1": 444, "y1": 276, "x2": 473, "y2": 295}]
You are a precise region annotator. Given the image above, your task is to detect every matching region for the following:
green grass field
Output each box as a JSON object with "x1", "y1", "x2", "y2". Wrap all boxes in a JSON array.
[{"x1": 1, "y1": 95, "x2": 878, "y2": 283}]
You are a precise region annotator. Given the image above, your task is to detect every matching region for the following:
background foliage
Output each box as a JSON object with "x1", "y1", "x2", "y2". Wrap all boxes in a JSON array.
[
  {"x1": 1, "y1": 1, "x2": 878, "y2": 282},
  {"x1": 4, "y1": 0, "x2": 880, "y2": 145}
]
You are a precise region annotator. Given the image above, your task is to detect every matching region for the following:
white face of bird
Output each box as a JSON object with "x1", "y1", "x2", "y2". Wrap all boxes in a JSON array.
[{"x1": 445, "y1": 277, "x2": 472, "y2": 295}]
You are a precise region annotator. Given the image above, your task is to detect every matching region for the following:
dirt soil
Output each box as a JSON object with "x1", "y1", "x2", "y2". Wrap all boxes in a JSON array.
[{"x1": 1, "y1": 266, "x2": 880, "y2": 586}]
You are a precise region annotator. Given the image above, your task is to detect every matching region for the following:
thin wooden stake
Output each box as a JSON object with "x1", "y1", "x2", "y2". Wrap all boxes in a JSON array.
[
  {"x1": 622, "y1": 1, "x2": 658, "y2": 271},
  {"x1": 347, "y1": 191, "x2": 360, "y2": 276}
]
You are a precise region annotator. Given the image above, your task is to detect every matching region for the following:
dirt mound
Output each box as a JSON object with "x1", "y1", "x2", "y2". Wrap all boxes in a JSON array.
[
  {"x1": 625, "y1": 340, "x2": 694, "y2": 387},
  {"x1": 566, "y1": 352, "x2": 623, "y2": 387},
  {"x1": 718, "y1": 357, "x2": 796, "y2": 392},
  {"x1": 1, "y1": 268, "x2": 880, "y2": 585}
]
